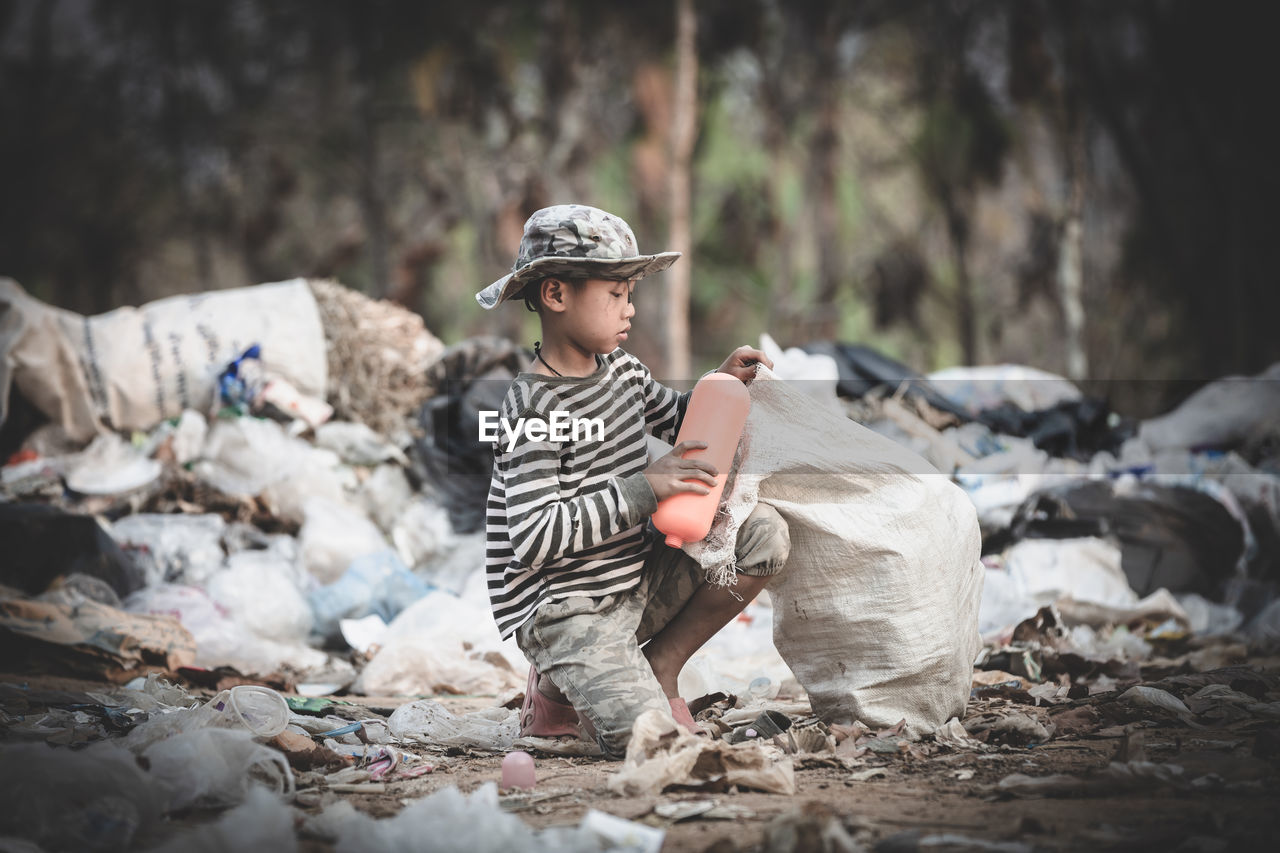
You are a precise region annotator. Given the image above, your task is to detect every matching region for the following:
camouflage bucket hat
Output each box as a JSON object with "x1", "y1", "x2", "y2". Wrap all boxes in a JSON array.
[{"x1": 475, "y1": 204, "x2": 681, "y2": 309}]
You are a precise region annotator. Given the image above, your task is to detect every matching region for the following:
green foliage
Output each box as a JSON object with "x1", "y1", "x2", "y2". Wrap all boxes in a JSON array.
[{"x1": 2, "y1": 0, "x2": 1276, "y2": 405}]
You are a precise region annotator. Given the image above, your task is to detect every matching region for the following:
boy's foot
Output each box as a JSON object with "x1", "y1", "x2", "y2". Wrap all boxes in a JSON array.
[
  {"x1": 668, "y1": 697, "x2": 703, "y2": 736},
  {"x1": 519, "y1": 666, "x2": 583, "y2": 739}
]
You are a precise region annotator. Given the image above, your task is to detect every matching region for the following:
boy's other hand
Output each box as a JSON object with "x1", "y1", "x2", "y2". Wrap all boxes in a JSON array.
[
  {"x1": 644, "y1": 440, "x2": 718, "y2": 502},
  {"x1": 717, "y1": 345, "x2": 773, "y2": 383}
]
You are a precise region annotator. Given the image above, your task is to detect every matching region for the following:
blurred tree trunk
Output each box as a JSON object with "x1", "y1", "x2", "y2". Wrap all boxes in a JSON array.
[
  {"x1": 356, "y1": 75, "x2": 390, "y2": 298},
  {"x1": 1059, "y1": 123, "x2": 1088, "y2": 380},
  {"x1": 1057, "y1": 5, "x2": 1088, "y2": 380},
  {"x1": 944, "y1": 194, "x2": 977, "y2": 366},
  {"x1": 665, "y1": 0, "x2": 696, "y2": 379},
  {"x1": 809, "y1": 26, "x2": 842, "y2": 342}
]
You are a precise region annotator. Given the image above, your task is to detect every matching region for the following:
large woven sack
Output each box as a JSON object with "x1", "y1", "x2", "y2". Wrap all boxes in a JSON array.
[
  {"x1": 0, "y1": 278, "x2": 327, "y2": 441},
  {"x1": 686, "y1": 367, "x2": 983, "y2": 737}
]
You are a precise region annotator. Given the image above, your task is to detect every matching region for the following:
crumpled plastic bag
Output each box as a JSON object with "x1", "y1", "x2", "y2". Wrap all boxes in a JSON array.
[
  {"x1": 309, "y1": 549, "x2": 432, "y2": 639},
  {"x1": 142, "y1": 727, "x2": 294, "y2": 811},
  {"x1": 0, "y1": 740, "x2": 164, "y2": 851},
  {"x1": 298, "y1": 497, "x2": 388, "y2": 584},
  {"x1": 387, "y1": 700, "x2": 518, "y2": 751},
  {"x1": 109, "y1": 513, "x2": 227, "y2": 588},
  {"x1": 305, "y1": 782, "x2": 599, "y2": 853},
  {"x1": 351, "y1": 575, "x2": 525, "y2": 696},
  {"x1": 608, "y1": 709, "x2": 796, "y2": 797}
]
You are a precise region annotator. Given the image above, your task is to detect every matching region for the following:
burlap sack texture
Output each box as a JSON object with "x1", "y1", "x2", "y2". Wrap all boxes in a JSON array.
[{"x1": 309, "y1": 280, "x2": 445, "y2": 438}]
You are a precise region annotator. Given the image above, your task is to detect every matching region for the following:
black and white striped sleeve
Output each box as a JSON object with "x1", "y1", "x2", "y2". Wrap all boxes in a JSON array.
[
  {"x1": 495, "y1": 408, "x2": 656, "y2": 571},
  {"x1": 632, "y1": 359, "x2": 690, "y2": 445}
]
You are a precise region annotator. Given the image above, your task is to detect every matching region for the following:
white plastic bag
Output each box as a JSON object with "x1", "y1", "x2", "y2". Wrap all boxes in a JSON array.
[
  {"x1": 63, "y1": 434, "x2": 162, "y2": 495},
  {"x1": 208, "y1": 551, "x2": 314, "y2": 643},
  {"x1": 195, "y1": 416, "x2": 350, "y2": 514},
  {"x1": 299, "y1": 497, "x2": 388, "y2": 583},
  {"x1": 308, "y1": 782, "x2": 600, "y2": 853},
  {"x1": 353, "y1": 574, "x2": 525, "y2": 697},
  {"x1": 143, "y1": 727, "x2": 294, "y2": 810},
  {"x1": 387, "y1": 701, "x2": 518, "y2": 751},
  {"x1": 391, "y1": 498, "x2": 456, "y2": 572},
  {"x1": 357, "y1": 464, "x2": 414, "y2": 533},
  {"x1": 315, "y1": 421, "x2": 409, "y2": 467},
  {"x1": 109, "y1": 513, "x2": 226, "y2": 587},
  {"x1": 125, "y1": 582, "x2": 326, "y2": 676},
  {"x1": 979, "y1": 538, "x2": 1137, "y2": 633},
  {"x1": 145, "y1": 786, "x2": 298, "y2": 853}
]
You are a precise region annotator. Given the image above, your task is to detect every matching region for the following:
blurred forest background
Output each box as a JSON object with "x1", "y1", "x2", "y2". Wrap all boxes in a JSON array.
[{"x1": 1, "y1": 0, "x2": 1276, "y2": 415}]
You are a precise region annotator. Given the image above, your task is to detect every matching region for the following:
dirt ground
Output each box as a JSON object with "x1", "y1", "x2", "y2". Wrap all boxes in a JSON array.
[{"x1": 5, "y1": 659, "x2": 1278, "y2": 853}]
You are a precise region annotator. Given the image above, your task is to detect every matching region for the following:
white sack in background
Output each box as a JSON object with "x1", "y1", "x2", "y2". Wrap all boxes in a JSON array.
[
  {"x1": 0, "y1": 277, "x2": 327, "y2": 441},
  {"x1": 979, "y1": 537, "x2": 1138, "y2": 634},
  {"x1": 1138, "y1": 362, "x2": 1280, "y2": 452},
  {"x1": 926, "y1": 363, "x2": 1082, "y2": 416},
  {"x1": 686, "y1": 366, "x2": 984, "y2": 738}
]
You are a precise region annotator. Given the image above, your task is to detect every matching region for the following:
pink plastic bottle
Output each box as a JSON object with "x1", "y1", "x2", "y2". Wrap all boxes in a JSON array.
[
  {"x1": 652, "y1": 373, "x2": 751, "y2": 548},
  {"x1": 501, "y1": 750, "x2": 536, "y2": 789}
]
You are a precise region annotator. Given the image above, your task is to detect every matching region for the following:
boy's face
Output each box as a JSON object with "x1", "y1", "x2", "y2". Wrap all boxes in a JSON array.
[{"x1": 560, "y1": 277, "x2": 637, "y2": 354}]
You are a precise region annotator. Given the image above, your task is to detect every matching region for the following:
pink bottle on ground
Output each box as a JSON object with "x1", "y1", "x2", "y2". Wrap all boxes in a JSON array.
[
  {"x1": 501, "y1": 750, "x2": 536, "y2": 789},
  {"x1": 652, "y1": 373, "x2": 751, "y2": 548}
]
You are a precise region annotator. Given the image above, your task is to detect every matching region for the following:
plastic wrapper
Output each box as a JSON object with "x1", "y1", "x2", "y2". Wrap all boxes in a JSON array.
[
  {"x1": 208, "y1": 551, "x2": 314, "y2": 644},
  {"x1": 387, "y1": 701, "x2": 518, "y2": 751},
  {"x1": 306, "y1": 782, "x2": 600, "y2": 853},
  {"x1": 63, "y1": 433, "x2": 162, "y2": 495},
  {"x1": 298, "y1": 497, "x2": 388, "y2": 584},
  {"x1": 143, "y1": 727, "x2": 294, "y2": 810},
  {"x1": 315, "y1": 421, "x2": 410, "y2": 467},
  {"x1": 357, "y1": 464, "x2": 414, "y2": 533},
  {"x1": 390, "y1": 498, "x2": 456, "y2": 572},
  {"x1": 0, "y1": 741, "x2": 164, "y2": 851},
  {"x1": 110, "y1": 513, "x2": 227, "y2": 588},
  {"x1": 308, "y1": 549, "x2": 432, "y2": 639}
]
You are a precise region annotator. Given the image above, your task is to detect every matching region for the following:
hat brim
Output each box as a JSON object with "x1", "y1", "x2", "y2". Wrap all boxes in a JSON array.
[{"x1": 474, "y1": 252, "x2": 681, "y2": 310}]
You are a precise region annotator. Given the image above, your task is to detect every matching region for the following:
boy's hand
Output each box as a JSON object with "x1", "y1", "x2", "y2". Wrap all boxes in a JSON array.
[
  {"x1": 644, "y1": 440, "x2": 718, "y2": 502},
  {"x1": 717, "y1": 345, "x2": 773, "y2": 384}
]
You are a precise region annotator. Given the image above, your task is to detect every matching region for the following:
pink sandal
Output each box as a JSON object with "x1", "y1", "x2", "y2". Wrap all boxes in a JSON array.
[{"x1": 519, "y1": 666, "x2": 583, "y2": 738}]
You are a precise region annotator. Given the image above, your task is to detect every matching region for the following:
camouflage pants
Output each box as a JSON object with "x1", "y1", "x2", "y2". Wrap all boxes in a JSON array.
[{"x1": 515, "y1": 502, "x2": 790, "y2": 758}]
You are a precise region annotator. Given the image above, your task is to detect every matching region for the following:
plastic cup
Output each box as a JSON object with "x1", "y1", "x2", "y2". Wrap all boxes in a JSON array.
[{"x1": 199, "y1": 685, "x2": 290, "y2": 738}]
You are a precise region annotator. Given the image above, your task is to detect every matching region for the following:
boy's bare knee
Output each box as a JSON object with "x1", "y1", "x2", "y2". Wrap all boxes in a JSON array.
[{"x1": 734, "y1": 503, "x2": 790, "y2": 577}]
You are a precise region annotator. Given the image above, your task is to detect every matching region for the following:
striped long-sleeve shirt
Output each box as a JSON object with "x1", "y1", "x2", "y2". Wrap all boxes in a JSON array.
[{"x1": 485, "y1": 348, "x2": 689, "y2": 639}]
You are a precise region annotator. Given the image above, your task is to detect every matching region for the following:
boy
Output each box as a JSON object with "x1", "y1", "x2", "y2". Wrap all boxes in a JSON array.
[{"x1": 476, "y1": 204, "x2": 791, "y2": 758}]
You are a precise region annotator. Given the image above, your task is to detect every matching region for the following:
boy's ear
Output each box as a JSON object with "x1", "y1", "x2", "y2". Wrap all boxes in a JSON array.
[{"x1": 539, "y1": 277, "x2": 570, "y2": 313}]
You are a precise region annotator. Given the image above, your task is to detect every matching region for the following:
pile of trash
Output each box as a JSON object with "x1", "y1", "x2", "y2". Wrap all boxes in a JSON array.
[
  {"x1": 0, "y1": 674, "x2": 660, "y2": 852},
  {"x1": 2, "y1": 279, "x2": 1279, "y2": 848},
  {"x1": 765, "y1": 334, "x2": 1280, "y2": 651},
  {"x1": 0, "y1": 277, "x2": 531, "y2": 700}
]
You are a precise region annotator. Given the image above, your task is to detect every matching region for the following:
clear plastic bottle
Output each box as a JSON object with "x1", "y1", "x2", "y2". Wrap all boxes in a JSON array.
[{"x1": 652, "y1": 373, "x2": 751, "y2": 548}]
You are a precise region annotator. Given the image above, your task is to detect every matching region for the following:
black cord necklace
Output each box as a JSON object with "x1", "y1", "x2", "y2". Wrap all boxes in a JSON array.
[{"x1": 532, "y1": 341, "x2": 564, "y2": 377}]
